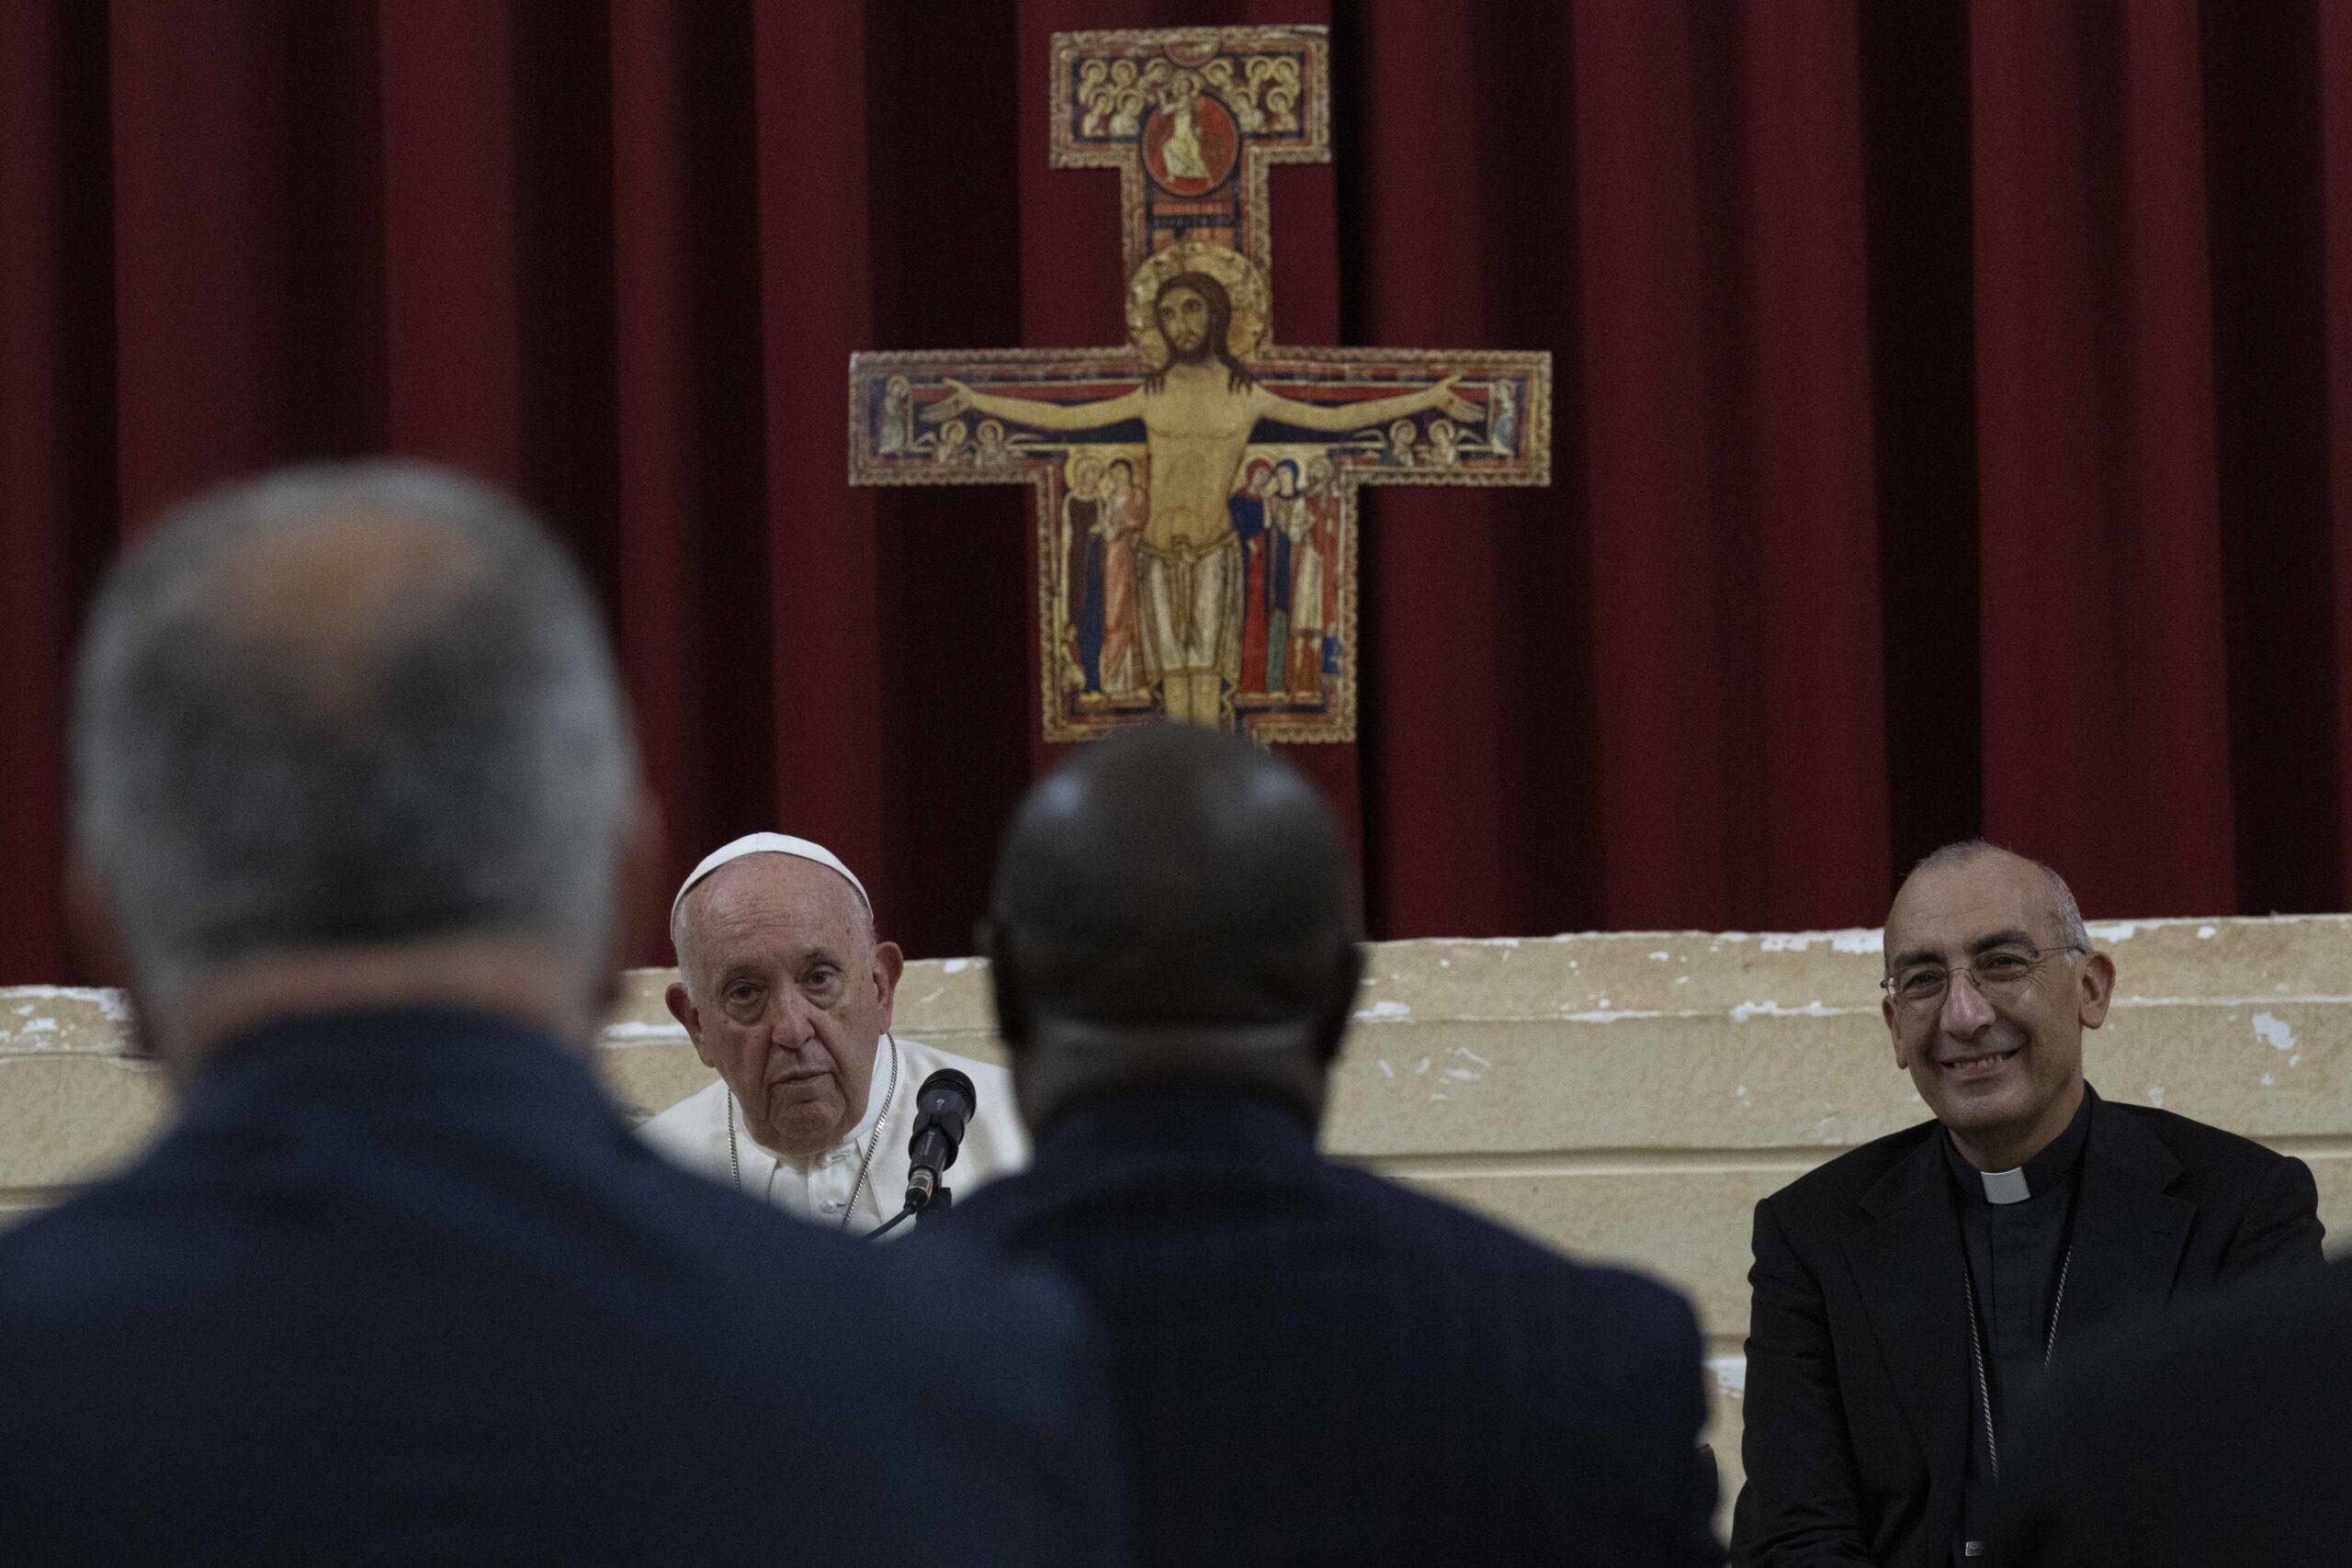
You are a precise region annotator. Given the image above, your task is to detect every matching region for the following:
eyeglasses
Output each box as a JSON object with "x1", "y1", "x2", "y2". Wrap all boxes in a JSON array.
[{"x1": 1881, "y1": 943, "x2": 2086, "y2": 1008}]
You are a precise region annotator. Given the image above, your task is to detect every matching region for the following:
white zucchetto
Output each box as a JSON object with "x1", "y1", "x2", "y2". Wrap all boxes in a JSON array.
[{"x1": 670, "y1": 832, "x2": 872, "y2": 931}]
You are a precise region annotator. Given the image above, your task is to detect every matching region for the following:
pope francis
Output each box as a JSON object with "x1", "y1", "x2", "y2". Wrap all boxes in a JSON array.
[{"x1": 640, "y1": 833, "x2": 1027, "y2": 1231}]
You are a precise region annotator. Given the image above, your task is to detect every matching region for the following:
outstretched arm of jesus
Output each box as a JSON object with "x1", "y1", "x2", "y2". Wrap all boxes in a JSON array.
[
  {"x1": 926, "y1": 378, "x2": 1147, "y2": 432},
  {"x1": 1256, "y1": 376, "x2": 1470, "y2": 433}
]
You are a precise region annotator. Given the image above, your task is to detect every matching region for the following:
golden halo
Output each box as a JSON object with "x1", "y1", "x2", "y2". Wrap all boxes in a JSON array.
[
  {"x1": 1125, "y1": 243, "x2": 1271, "y2": 367},
  {"x1": 1065, "y1": 449, "x2": 1107, "y2": 490}
]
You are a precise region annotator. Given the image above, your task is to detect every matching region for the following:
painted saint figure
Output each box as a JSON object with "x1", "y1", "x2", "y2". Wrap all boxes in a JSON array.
[
  {"x1": 1203, "y1": 58, "x2": 1261, "y2": 131},
  {"x1": 1098, "y1": 459, "x2": 1146, "y2": 696},
  {"x1": 1385, "y1": 418, "x2": 1419, "y2": 468},
  {"x1": 975, "y1": 419, "x2": 1012, "y2": 467},
  {"x1": 1427, "y1": 417, "x2": 1460, "y2": 467},
  {"x1": 1230, "y1": 460, "x2": 1275, "y2": 695},
  {"x1": 1062, "y1": 455, "x2": 1106, "y2": 694},
  {"x1": 928, "y1": 269, "x2": 1467, "y2": 725},
  {"x1": 1109, "y1": 61, "x2": 1146, "y2": 137},
  {"x1": 1286, "y1": 460, "x2": 1332, "y2": 696},
  {"x1": 1488, "y1": 379, "x2": 1517, "y2": 457},
  {"x1": 1078, "y1": 59, "x2": 1114, "y2": 138},
  {"x1": 1264, "y1": 461, "x2": 1307, "y2": 693},
  {"x1": 879, "y1": 376, "x2": 911, "y2": 456}
]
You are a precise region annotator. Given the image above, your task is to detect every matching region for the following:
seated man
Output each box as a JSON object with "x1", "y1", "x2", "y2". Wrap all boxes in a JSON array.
[
  {"x1": 946, "y1": 723, "x2": 1724, "y2": 1566},
  {"x1": 641, "y1": 833, "x2": 1027, "y2": 1229},
  {"x1": 1734, "y1": 841, "x2": 2323, "y2": 1567},
  {"x1": 0, "y1": 462, "x2": 1125, "y2": 1564}
]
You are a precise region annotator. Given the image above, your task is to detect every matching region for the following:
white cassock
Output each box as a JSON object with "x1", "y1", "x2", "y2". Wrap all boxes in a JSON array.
[{"x1": 637, "y1": 1032, "x2": 1029, "y2": 1236}]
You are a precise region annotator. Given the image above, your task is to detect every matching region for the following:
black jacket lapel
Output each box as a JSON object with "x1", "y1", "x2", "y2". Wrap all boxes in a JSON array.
[
  {"x1": 1842, "y1": 1131, "x2": 1971, "y2": 1545},
  {"x1": 2057, "y1": 1092, "x2": 2192, "y2": 1352}
]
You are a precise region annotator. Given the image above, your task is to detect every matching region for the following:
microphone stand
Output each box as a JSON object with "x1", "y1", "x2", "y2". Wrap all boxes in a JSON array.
[
  {"x1": 864, "y1": 1183, "x2": 950, "y2": 1241},
  {"x1": 869, "y1": 1066, "x2": 976, "y2": 1240}
]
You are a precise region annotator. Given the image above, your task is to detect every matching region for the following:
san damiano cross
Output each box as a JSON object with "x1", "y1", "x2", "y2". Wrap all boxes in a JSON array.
[{"x1": 849, "y1": 25, "x2": 1549, "y2": 743}]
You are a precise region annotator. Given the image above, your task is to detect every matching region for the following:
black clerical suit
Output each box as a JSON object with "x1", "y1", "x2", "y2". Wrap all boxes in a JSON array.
[
  {"x1": 1731, "y1": 1085, "x2": 2322, "y2": 1568},
  {"x1": 1991, "y1": 1253, "x2": 2352, "y2": 1566},
  {"x1": 945, "y1": 1089, "x2": 1725, "y2": 1567},
  {"x1": 1941, "y1": 1092, "x2": 2092, "y2": 1556}
]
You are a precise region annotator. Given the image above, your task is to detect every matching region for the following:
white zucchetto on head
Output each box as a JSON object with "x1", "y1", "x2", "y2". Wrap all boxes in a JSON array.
[{"x1": 670, "y1": 832, "x2": 873, "y2": 932}]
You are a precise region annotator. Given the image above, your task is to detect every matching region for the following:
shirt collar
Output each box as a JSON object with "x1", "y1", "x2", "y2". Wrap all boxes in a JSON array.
[{"x1": 1944, "y1": 1083, "x2": 2095, "y2": 1206}]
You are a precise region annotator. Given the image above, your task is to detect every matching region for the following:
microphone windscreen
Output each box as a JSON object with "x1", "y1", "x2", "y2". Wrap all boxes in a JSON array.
[{"x1": 918, "y1": 1067, "x2": 976, "y2": 1116}]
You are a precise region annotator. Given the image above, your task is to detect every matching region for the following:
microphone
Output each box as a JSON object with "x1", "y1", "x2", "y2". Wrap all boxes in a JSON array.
[{"x1": 903, "y1": 1067, "x2": 976, "y2": 1213}]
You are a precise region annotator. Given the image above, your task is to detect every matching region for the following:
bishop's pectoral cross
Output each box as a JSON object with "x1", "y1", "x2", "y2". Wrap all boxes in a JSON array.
[{"x1": 850, "y1": 25, "x2": 1548, "y2": 743}]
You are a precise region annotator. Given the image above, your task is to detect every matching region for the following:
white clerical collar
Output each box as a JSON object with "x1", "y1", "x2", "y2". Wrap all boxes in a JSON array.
[
  {"x1": 1943, "y1": 1086, "x2": 2097, "y2": 1207},
  {"x1": 1980, "y1": 1167, "x2": 2031, "y2": 1205}
]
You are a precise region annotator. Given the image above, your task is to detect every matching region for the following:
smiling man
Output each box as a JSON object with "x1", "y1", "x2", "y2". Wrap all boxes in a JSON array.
[
  {"x1": 1732, "y1": 840, "x2": 2323, "y2": 1568},
  {"x1": 640, "y1": 834, "x2": 1027, "y2": 1232}
]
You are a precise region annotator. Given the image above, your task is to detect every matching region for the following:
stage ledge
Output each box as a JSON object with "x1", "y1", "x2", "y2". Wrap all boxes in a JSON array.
[{"x1": 8, "y1": 913, "x2": 2350, "y2": 1530}]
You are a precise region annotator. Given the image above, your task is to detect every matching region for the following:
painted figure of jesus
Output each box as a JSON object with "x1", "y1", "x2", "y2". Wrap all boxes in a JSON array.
[
  {"x1": 924, "y1": 271, "x2": 1467, "y2": 725},
  {"x1": 1159, "y1": 76, "x2": 1214, "y2": 182}
]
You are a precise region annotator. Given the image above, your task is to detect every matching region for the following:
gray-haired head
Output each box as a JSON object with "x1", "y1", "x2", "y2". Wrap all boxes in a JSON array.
[
  {"x1": 1899, "y1": 840, "x2": 2091, "y2": 962},
  {"x1": 71, "y1": 460, "x2": 640, "y2": 1010}
]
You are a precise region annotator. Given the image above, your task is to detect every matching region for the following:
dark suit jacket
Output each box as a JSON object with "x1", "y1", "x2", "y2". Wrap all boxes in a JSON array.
[
  {"x1": 0, "y1": 1009, "x2": 1130, "y2": 1565},
  {"x1": 944, "y1": 1089, "x2": 1724, "y2": 1567},
  {"x1": 1731, "y1": 1088, "x2": 2322, "y2": 1567},
  {"x1": 1992, "y1": 1253, "x2": 2352, "y2": 1566}
]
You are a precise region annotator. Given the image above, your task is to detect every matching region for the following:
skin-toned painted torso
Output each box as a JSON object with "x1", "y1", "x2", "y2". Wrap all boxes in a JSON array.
[{"x1": 1139, "y1": 361, "x2": 1272, "y2": 550}]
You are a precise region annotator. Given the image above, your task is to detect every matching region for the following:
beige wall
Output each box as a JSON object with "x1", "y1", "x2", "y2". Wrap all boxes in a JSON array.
[{"x1": 8, "y1": 914, "x2": 2350, "y2": 1535}]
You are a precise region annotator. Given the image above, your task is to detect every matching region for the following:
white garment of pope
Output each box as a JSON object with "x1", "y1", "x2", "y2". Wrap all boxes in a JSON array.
[{"x1": 638, "y1": 1032, "x2": 1028, "y2": 1235}]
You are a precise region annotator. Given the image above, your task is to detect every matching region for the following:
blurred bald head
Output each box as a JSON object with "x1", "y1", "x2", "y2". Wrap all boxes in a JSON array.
[
  {"x1": 71, "y1": 461, "x2": 643, "y2": 1039},
  {"x1": 986, "y1": 724, "x2": 1362, "y2": 1133}
]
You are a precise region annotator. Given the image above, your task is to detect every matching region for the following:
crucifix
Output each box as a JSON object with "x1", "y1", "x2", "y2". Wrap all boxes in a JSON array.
[{"x1": 849, "y1": 24, "x2": 1549, "y2": 743}]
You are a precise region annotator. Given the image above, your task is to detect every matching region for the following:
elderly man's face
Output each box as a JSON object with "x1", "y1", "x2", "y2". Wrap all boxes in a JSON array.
[
  {"x1": 666, "y1": 855, "x2": 901, "y2": 1160},
  {"x1": 1881, "y1": 850, "x2": 2113, "y2": 1164}
]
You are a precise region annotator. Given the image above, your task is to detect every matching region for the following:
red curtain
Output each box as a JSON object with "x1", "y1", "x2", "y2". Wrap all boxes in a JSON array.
[{"x1": 5, "y1": 0, "x2": 2350, "y2": 981}]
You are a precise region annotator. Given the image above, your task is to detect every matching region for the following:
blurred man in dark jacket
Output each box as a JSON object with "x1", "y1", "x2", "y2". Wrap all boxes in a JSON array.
[
  {"x1": 0, "y1": 462, "x2": 1128, "y2": 1566},
  {"x1": 1993, "y1": 1252, "x2": 2352, "y2": 1566},
  {"x1": 947, "y1": 723, "x2": 1723, "y2": 1567}
]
